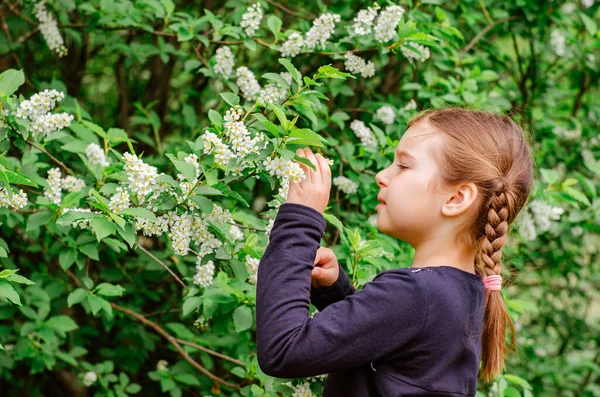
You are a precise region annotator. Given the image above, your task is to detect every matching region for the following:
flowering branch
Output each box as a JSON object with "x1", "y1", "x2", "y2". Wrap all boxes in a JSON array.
[{"x1": 137, "y1": 245, "x2": 187, "y2": 290}]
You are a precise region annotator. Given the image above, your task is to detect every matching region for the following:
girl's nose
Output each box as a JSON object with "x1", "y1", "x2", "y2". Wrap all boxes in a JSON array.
[{"x1": 375, "y1": 170, "x2": 387, "y2": 187}]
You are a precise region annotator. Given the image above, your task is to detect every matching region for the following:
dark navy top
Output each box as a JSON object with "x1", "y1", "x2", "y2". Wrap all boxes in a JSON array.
[{"x1": 256, "y1": 203, "x2": 486, "y2": 396}]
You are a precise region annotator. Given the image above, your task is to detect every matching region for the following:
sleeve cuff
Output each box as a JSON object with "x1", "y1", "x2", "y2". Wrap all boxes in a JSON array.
[{"x1": 276, "y1": 202, "x2": 327, "y2": 232}]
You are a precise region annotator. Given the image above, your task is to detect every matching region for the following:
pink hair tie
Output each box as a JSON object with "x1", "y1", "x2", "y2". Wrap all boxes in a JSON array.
[{"x1": 483, "y1": 275, "x2": 502, "y2": 291}]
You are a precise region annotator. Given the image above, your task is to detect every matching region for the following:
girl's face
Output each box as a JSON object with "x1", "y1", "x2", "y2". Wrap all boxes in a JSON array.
[{"x1": 374, "y1": 120, "x2": 446, "y2": 245}]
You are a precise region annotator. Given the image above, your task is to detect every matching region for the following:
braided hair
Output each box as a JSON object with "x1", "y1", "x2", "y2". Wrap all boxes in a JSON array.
[{"x1": 408, "y1": 107, "x2": 534, "y2": 383}]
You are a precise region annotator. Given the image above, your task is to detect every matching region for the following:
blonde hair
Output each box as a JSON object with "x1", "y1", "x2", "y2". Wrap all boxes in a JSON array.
[{"x1": 408, "y1": 107, "x2": 534, "y2": 383}]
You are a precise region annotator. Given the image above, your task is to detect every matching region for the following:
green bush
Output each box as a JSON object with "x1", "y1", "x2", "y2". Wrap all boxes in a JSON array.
[{"x1": 0, "y1": 0, "x2": 598, "y2": 396}]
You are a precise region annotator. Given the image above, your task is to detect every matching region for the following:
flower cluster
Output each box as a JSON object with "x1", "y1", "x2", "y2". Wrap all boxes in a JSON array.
[
  {"x1": 550, "y1": 30, "x2": 566, "y2": 57},
  {"x1": 374, "y1": 5, "x2": 405, "y2": 43},
  {"x1": 351, "y1": 5, "x2": 380, "y2": 36},
  {"x1": 280, "y1": 12, "x2": 341, "y2": 57},
  {"x1": 401, "y1": 43, "x2": 431, "y2": 62},
  {"x1": 245, "y1": 255, "x2": 259, "y2": 284},
  {"x1": 240, "y1": 3, "x2": 264, "y2": 37},
  {"x1": 33, "y1": 1, "x2": 68, "y2": 57},
  {"x1": 15, "y1": 89, "x2": 73, "y2": 140},
  {"x1": 194, "y1": 259, "x2": 216, "y2": 288},
  {"x1": 109, "y1": 187, "x2": 131, "y2": 213},
  {"x1": 230, "y1": 225, "x2": 244, "y2": 241},
  {"x1": 156, "y1": 360, "x2": 169, "y2": 372},
  {"x1": 236, "y1": 66, "x2": 261, "y2": 101},
  {"x1": 376, "y1": 105, "x2": 395, "y2": 124},
  {"x1": 0, "y1": 187, "x2": 28, "y2": 209},
  {"x1": 553, "y1": 125, "x2": 581, "y2": 140},
  {"x1": 280, "y1": 32, "x2": 304, "y2": 58},
  {"x1": 86, "y1": 143, "x2": 110, "y2": 168},
  {"x1": 213, "y1": 46, "x2": 235, "y2": 78},
  {"x1": 122, "y1": 152, "x2": 159, "y2": 202},
  {"x1": 582, "y1": 0, "x2": 594, "y2": 8},
  {"x1": 61, "y1": 175, "x2": 85, "y2": 193},
  {"x1": 258, "y1": 83, "x2": 286, "y2": 104},
  {"x1": 517, "y1": 198, "x2": 565, "y2": 240},
  {"x1": 43, "y1": 167, "x2": 64, "y2": 205},
  {"x1": 82, "y1": 371, "x2": 97, "y2": 387},
  {"x1": 350, "y1": 119, "x2": 378, "y2": 148},
  {"x1": 402, "y1": 99, "x2": 417, "y2": 111},
  {"x1": 333, "y1": 175, "x2": 358, "y2": 194},
  {"x1": 62, "y1": 207, "x2": 96, "y2": 229},
  {"x1": 344, "y1": 52, "x2": 375, "y2": 78}
]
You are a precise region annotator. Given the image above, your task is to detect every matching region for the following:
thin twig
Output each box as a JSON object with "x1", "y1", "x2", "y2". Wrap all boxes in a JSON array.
[
  {"x1": 175, "y1": 338, "x2": 245, "y2": 366},
  {"x1": 462, "y1": 17, "x2": 519, "y2": 53},
  {"x1": 63, "y1": 267, "x2": 243, "y2": 390},
  {"x1": 138, "y1": 245, "x2": 187, "y2": 290},
  {"x1": 265, "y1": 0, "x2": 315, "y2": 19},
  {"x1": 26, "y1": 140, "x2": 73, "y2": 175}
]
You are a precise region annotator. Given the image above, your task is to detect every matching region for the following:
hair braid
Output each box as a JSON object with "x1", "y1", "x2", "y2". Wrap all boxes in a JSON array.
[{"x1": 479, "y1": 178, "x2": 518, "y2": 383}]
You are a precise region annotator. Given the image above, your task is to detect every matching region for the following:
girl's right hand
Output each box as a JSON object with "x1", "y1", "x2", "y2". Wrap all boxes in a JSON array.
[{"x1": 311, "y1": 247, "x2": 340, "y2": 289}]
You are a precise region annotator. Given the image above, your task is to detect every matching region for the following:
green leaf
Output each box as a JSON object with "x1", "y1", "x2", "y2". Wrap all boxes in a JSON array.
[
  {"x1": 55, "y1": 351, "x2": 79, "y2": 367},
  {"x1": 68, "y1": 288, "x2": 88, "y2": 307},
  {"x1": 317, "y1": 65, "x2": 353, "y2": 80},
  {"x1": 79, "y1": 243, "x2": 100, "y2": 261},
  {"x1": 117, "y1": 222, "x2": 137, "y2": 248},
  {"x1": 208, "y1": 109, "x2": 223, "y2": 128},
  {"x1": 267, "y1": 15, "x2": 282, "y2": 37},
  {"x1": 59, "y1": 249, "x2": 77, "y2": 271},
  {"x1": 118, "y1": 207, "x2": 158, "y2": 221},
  {"x1": 278, "y1": 58, "x2": 301, "y2": 85},
  {"x1": 0, "y1": 281, "x2": 21, "y2": 306},
  {"x1": 46, "y1": 315, "x2": 79, "y2": 334},
  {"x1": 88, "y1": 188, "x2": 111, "y2": 212},
  {"x1": 174, "y1": 373, "x2": 201, "y2": 386},
  {"x1": 159, "y1": 0, "x2": 175, "y2": 17},
  {"x1": 579, "y1": 11, "x2": 598, "y2": 36},
  {"x1": 91, "y1": 216, "x2": 116, "y2": 242},
  {"x1": 182, "y1": 296, "x2": 202, "y2": 317},
  {"x1": 0, "y1": 269, "x2": 18, "y2": 279},
  {"x1": 219, "y1": 92, "x2": 240, "y2": 107},
  {"x1": 233, "y1": 305, "x2": 253, "y2": 332},
  {"x1": 269, "y1": 103, "x2": 288, "y2": 130},
  {"x1": 287, "y1": 128, "x2": 327, "y2": 148},
  {"x1": 480, "y1": 70, "x2": 499, "y2": 81},
  {"x1": 95, "y1": 282, "x2": 125, "y2": 297},
  {"x1": 252, "y1": 113, "x2": 280, "y2": 137},
  {"x1": 0, "y1": 69, "x2": 25, "y2": 96},
  {"x1": 190, "y1": 195, "x2": 214, "y2": 214},
  {"x1": 7, "y1": 274, "x2": 35, "y2": 285},
  {"x1": 2, "y1": 169, "x2": 38, "y2": 187},
  {"x1": 26, "y1": 211, "x2": 54, "y2": 231}
]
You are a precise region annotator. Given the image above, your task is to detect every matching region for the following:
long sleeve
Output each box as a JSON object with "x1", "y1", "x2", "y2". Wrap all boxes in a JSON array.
[
  {"x1": 309, "y1": 263, "x2": 356, "y2": 312},
  {"x1": 256, "y1": 202, "x2": 427, "y2": 379}
]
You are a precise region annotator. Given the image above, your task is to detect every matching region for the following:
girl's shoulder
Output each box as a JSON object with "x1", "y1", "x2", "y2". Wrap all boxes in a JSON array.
[{"x1": 373, "y1": 266, "x2": 485, "y2": 290}]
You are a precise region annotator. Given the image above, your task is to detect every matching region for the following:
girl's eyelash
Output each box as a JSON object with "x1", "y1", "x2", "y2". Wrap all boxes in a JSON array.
[{"x1": 397, "y1": 164, "x2": 408, "y2": 169}]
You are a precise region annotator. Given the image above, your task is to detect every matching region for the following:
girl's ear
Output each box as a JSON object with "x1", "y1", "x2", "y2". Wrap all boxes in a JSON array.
[{"x1": 441, "y1": 182, "x2": 478, "y2": 217}]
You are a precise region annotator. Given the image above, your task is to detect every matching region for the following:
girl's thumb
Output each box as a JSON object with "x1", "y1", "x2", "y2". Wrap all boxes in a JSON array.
[{"x1": 313, "y1": 268, "x2": 321, "y2": 277}]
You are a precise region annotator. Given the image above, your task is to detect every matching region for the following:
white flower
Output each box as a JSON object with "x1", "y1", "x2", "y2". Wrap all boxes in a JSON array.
[
  {"x1": 109, "y1": 187, "x2": 130, "y2": 213},
  {"x1": 33, "y1": 1, "x2": 68, "y2": 57},
  {"x1": 290, "y1": 381, "x2": 317, "y2": 397},
  {"x1": 352, "y1": 5, "x2": 380, "y2": 36},
  {"x1": 61, "y1": 175, "x2": 85, "y2": 193},
  {"x1": 63, "y1": 207, "x2": 95, "y2": 229},
  {"x1": 402, "y1": 99, "x2": 417, "y2": 111},
  {"x1": 344, "y1": 52, "x2": 375, "y2": 78},
  {"x1": 304, "y1": 13, "x2": 341, "y2": 50},
  {"x1": 44, "y1": 167, "x2": 63, "y2": 205},
  {"x1": 333, "y1": 175, "x2": 358, "y2": 194},
  {"x1": 213, "y1": 46, "x2": 235, "y2": 78},
  {"x1": 401, "y1": 43, "x2": 431, "y2": 62},
  {"x1": 374, "y1": 5, "x2": 405, "y2": 43},
  {"x1": 258, "y1": 83, "x2": 285, "y2": 104},
  {"x1": 194, "y1": 259, "x2": 216, "y2": 287},
  {"x1": 264, "y1": 217, "x2": 275, "y2": 237},
  {"x1": 517, "y1": 199, "x2": 565, "y2": 240},
  {"x1": 240, "y1": 3, "x2": 264, "y2": 37},
  {"x1": 245, "y1": 255, "x2": 259, "y2": 284},
  {"x1": 201, "y1": 130, "x2": 236, "y2": 166},
  {"x1": 550, "y1": 29, "x2": 566, "y2": 57},
  {"x1": 368, "y1": 213, "x2": 378, "y2": 227},
  {"x1": 0, "y1": 187, "x2": 28, "y2": 209},
  {"x1": 83, "y1": 371, "x2": 97, "y2": 387},
  {"x1": 29, "y1": 112, "x2": 74, "y2": 139},
  {"x1": 349, "y1": 119, "x2": 378, "y2": 148},
  {"x1": 236, "y1": 66, "x2": 261, "y2": 101},
  {"x1": 552, "y1": 125, "x2": 580, "y2": 140},
  {"x1": 230, "y1": 225, "x2": 244, "y2": 241},
  {"x1": 581, "y1": 0, "x2": 594, "y2": 8},
  {"x1": 280, "y1": 32, "x2": 304, "y2": 58},
  {"x1": 263, "y1": 156, "x2": 307, "y2": 183},
  {"x1": 122, "y1": 152, "x2": 159, "y2": 202},
  {"x1": 156, "y1": 360, "x2": 169, "y2": 371},
  {"x1": 376, "y1": 105, "x2": 395, "y2": 124},
  {"x1": 15, "y1": 89, "x2": 73, "y2": 140},
  {"x1": 86, "y1": 143, "x2": 110, "y2": 168}
]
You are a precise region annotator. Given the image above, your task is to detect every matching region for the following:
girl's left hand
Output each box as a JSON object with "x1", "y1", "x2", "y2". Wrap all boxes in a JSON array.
[{"x1": 286, "y1": 148, "x2": 332, "y2": 215}]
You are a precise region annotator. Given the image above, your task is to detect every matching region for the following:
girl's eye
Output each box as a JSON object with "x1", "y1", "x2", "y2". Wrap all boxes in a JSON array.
[{"x1": 396, "y1": 164, "x2": 408, "y2": 170}]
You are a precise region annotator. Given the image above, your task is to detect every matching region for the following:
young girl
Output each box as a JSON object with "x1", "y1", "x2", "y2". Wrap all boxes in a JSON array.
[{"x1": 256, "y1": 107, "x2": 534, "y2": 396}]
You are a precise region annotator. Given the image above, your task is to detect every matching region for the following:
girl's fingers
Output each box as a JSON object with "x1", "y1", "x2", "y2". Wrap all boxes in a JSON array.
[
  {"x1": 296, "y1": 148, "x2": 310, "y2": 185},
  {"x1": 303, "y1": 148, "x2": 320, "y2": 184},
  {"x1": 316, "y1": 153, "x2": 331, "y2": 184}
]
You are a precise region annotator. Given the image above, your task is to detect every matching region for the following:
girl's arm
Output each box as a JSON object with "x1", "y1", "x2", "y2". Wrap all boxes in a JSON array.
[
  {"x1": 309, "y1": 263, "x2": 356, "y2": 312},
  {"x1": 256, "y1": 202, "x2": 426, "y2": 378}
]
